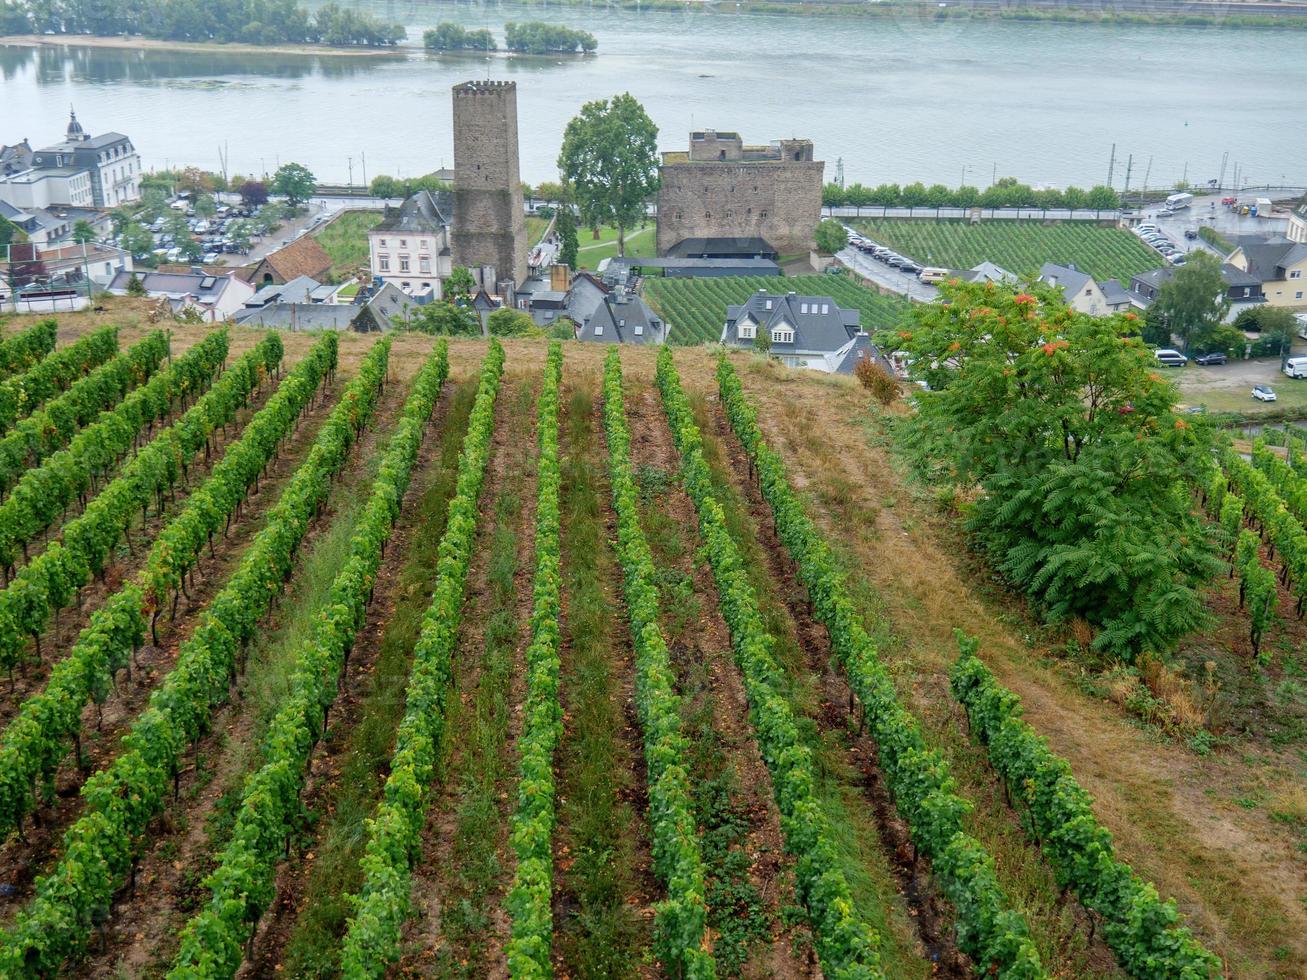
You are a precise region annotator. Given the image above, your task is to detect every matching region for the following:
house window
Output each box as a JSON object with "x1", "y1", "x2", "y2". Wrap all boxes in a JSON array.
[
  {"x1": 634, "y1": 324, "x2": 644, "y2": 336},
  {"x1": 772, "y1": 326, "x2": 794, "y2": 344},
  {"x1": 399, "y1": 255, "x2": 410, "y2": 272},
  {"x1": 595, "y1": 324, "x2": 604, "y2": 336},
  {"x1": 737, "y1": 322, "x2": 755, "y2": 340},
  {"x1": 379, "y1": 238, "x2": 387, "y2": 247},
  {"x1": 419, "y1": 256, "x2": 431, "y2": 274},
  {"x1": 399, "y1": 239, "x2": 407, "y2": 248},
  {"x1": 1298, "y1": 291, "x2": 1304, "y2": 300},
  {"x1": 420, "y1": 239, "x2": 430, "y2": 250},
  {"x1": 618, "y1": 318, "x2": 625, "y2": 327},
  {"x1": 800, "y1": 303, "x2": 809, "y2": 314},
  {"x1": 379, "y1": 256, "x2": 390, "y2": 271},
  {"x1": 1291, "y1": 270, "x2": 1302, "y2": 279},
  {"x1": 821, "y1": 304, "x2": 829, "y2": 315},
  {"x1": 764, "y1": 300, "x2": 772, "y2": 310}
]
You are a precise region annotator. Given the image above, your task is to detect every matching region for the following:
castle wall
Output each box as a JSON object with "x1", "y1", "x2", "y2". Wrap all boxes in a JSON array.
[
  {"x1": 656, "y1": 158, "x2": 824, "y2": 256},
  {"x1": 451, "y1": 80, "x2": 527, "y2": 287}
]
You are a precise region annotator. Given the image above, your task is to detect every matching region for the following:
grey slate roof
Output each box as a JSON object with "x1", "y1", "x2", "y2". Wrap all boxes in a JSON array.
[
  {"x1": 1239, "y1": 241, "x2": 1307, "y2": 282},
  {"x1": 578, "y1": 291, "x2": 665, "y2": 345},
  {"x1": 721, "y1": 290, "x2": 861, "y2": 356},
  {"x1": 233, "y1": 304, "x2": 359, "y2": 331},
  {"x1": 666, "y1": 237, "x2": 777, "y2": 259},
  {"x1": 373, "y1": 190, "x2": 453, "y2": 235},
  {"x1": 1039, "y1": 262, "x2": 1094, "y2": 301},
  {"x1": 107, "y1": 269, "x2": 232, "y2": 303},
  {"x1": 246, "y1": 275, "x2": 322, "y2": 307},
  {"x1": 1100, "y1": 278, "x2": 1133, "y2": 307}
]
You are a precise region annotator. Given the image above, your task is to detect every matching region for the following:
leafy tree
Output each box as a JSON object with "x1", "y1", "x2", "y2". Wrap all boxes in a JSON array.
[
  {"x1": 176, "y1": 167, "x2": 214, "y2": 195},
  {"x1": 555, "y1": 208, "x2": 579, "y2": 270},
  {"x1": 119, "y1": 221, "x2": 155, "y2": 260},
  {"x1": 814, "y1": 219, "x2": 848, "y2": 255},
  {"x1": 1234, "y1": 304, "x2": 1298, "y2": 357},
  {"x1": 549, "y1": 318, "x2": 577, "y2": 339},
  {"x1": 1086, "y1": 185, "x2": 1121, "y2": 209},
  {"x1": 178, "y1": 238, "x2": 203, "y2": 263},
  {"x1": 369, "y1": 175, "x2": 399, "y2": 199},
  {"x1": 71, "y1": 220, "x2": 97, "y2": 244},
  {"x1": 164, "y1": 214, "x2": 191, "y2": 243},
  {"x1": 488, "y1": 307, "x2": 537, "y2": 337},
  {"x1": 139, "y1": 188, "x2": 168, "y2": 222},
  {"x1": 533, "y1": 181, "x2": 570, "y2": 205},
  {"x1": 271, "y1": 162, "x2": 316, "y2": 207},
  {"x1": 822, "y1": 182, "x2": 847, "y2": 207},
  {"x1": 1141, "y1": 305, "x2": 1172, "y2": 347},
  {"x1": 226, "y1": 220, "x2": 253, "y2": 251},
  {"x1": 194, "y1": 194, "x2": 217, "y2": 219},
  {"x1": 900, "y1": 181, "x2": 929, "y2": 208},
  {"x1": 108, "y1": 208, "x2": 135, "y2": 235},
  {"x1": 505, "y1": 20, "x2": 595, "y2": 53},
  {"x1": 423, "y1": 22, "x2": 495, "y2": 50},
  {"x1": 444, "y1": 266, "x2": 476, "y2": 304},
  {"x1": 405, "y1": 300, "x2": 480, "y2": 336},
  {"x1": 897, "y1": 280, "x2": 1219, "y2": 659},
  {"x1": 239, "y1": 180, "x2": 269, "y2": 208},
  {"x1": 0, "y1": 215, "x2": 21, "y2": 249},
  {"x1": 753, "y1": 324, "x2": 771, "y2": 355},
  {"x1": 1152, "y1": 251, "x2": 1230, "y2": 353},
  {"x1": 558, "y1": 93, "x2": 659, "y2": 256}
]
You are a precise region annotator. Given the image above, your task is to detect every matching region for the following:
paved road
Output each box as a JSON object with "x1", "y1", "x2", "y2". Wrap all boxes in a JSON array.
[
  {"x1": 1128, "y1": 192, "x2": 1291, "y2": 262},
  {"x1": 242, "y1": 199, "x2": 343, "y2": 264},
  {"x1": 836, "y1": 238, "x2": 938, "y2": 303}
]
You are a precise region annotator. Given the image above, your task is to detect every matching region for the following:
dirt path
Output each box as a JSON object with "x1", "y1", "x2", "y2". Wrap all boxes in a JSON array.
[
  {"x1": 0, "y1": 374, "x2": 342, "y2": 915},
  {"x1": 0, "y1": 370, "x2": 284, "y2": 724},
  {"x1": 549, "y1": 378, "x2": 659, "y2": 977},
  {"x1": 395, "y1": 375, "x2": 539, "y2": 976},
  {"x1": 241, "y1": 375, "x2": 475, "y2": 978},
  {"x1": 732, "y1": 360, "x2": 1307, "y2": 977},
  {"x1": 623, "y1": 385, "x2": 818, "y2": 978},
  {"x1": 66, "y1": 363, "x2": 414, "y2": 978}
]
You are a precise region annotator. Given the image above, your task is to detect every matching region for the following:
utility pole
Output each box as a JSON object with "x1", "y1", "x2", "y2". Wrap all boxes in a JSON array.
[
  {"x1": 347, "y1": 156, "x2": 353, "y2": 188},
  {"x1": 1142, "y1": 156, "x2": 1153, "y2": 195},
  {"x1": 835, "y1": 157, "x2": 844, "y2": 189},
  {"x1": 1123, "y1": 154, "x2": 1134, "y2": 197},
  {"x1": 361, "y1": 151, "x2": 367, "y2": 190},
  {"x1": 1218, "y1": 151, "x2": 1228, "y2": 192},
  {"x1": 1107, "y1": 142, "x2": 1116, "y2": 188},
  {"x1": 1182, "y1": 161, "x2": 1188, "y2": 187}
]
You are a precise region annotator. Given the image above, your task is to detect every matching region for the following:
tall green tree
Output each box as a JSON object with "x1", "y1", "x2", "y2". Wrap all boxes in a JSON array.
[
  {"x1": 71, "y1": 220, "x2": 97, "y2": 244},
  {"x1": 405, "y1": 300, "x2": 480, "y2": 336},
  {"x1": 555, "y1": 208, "x2": 579, "y2": 270},
  {"x1": 444, "y1": 265, "x2": 476, "y2": 304},
  {"x1": 1152, "y1": 251, "x2": 1230, "y2": 353},
  {"x1": 558, "y1": 93, "x2": 659, "y2": 256},
  {"x1": 814, "y1": 219, "x2": 847, "y2": 254},
  {"x1": 119, "y1": 221, "x2": 155, "y2": 260},
  {"x1": 193, "y1": 194, "x2": 217, "y2": 219},
  {"x1": 897, "y1": 281, "x2": 1219, "y2": 659},
  {"x1": 271, "y1": 162, "x2": 316, "y2": 207}
]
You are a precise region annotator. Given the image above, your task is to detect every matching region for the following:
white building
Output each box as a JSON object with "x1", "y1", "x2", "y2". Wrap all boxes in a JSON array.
[
  {"x1": 0, "y1": 167, "x2": 94, "y2": 210},
  {"x1": 27, "y1": 109, "x2": 141, "y2": 209},
  {"x1": 106, "y1": 268, "x2": 254, "y2": 322},
  {"x1": 368, "y1": 190, "x2": 454, "y2": 300},
  {"x1": 720, "y1": 289, "x2": 875, "y2": 373}
]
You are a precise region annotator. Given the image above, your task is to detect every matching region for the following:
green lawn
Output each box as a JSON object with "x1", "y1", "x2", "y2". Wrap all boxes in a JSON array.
[
  {"x1": 526, "y1": 215, "x2": 656, "y2": 271},
  {"x1": 314, "y1": 210, "x2": 383, "y2": 277},
  {"x1": 850, "y1": 218, "x2": 1164, "y2": 284},
  {"x1": 645, "y1": 274, "x2": 910, "y2": 346}
]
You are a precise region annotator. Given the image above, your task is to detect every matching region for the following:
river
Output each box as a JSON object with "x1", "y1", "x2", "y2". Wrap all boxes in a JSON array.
[{"x1": 2, "y1": 1, "x2": 1304, "y2": 190}]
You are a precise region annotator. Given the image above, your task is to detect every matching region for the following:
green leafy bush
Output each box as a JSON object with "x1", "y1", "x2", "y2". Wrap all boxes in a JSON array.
[
  {"x1": 0, "y1": 319, "x2": 58, "y2": 382},
  {"x1": 0, "y1": 325, "x2": 119, "y2": 434}
]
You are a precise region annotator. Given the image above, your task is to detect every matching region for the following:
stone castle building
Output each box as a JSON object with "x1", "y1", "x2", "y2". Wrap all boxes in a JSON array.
[
  {"x1": 451, "y1": 80, "x2": 527, "y2": 291},
  {"x1": 656, "y1": 129, "x2": 824, "y2": 258}
]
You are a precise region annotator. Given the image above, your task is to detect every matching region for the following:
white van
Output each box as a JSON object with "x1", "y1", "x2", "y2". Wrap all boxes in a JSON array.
[
  {"x1": 1154, "y1": 348, "x2": 1188, "y2": 368},
  {"x1": 918, "y1": 267, "x2": 949, "y2": 284},
  {"x1": 1283, "y1": 356, "x2": 1307, "y2": 379}
]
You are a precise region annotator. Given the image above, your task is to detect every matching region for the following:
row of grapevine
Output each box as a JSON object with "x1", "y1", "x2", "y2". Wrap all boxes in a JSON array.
[
  {"x1": 504, "y1": 341, "x2": 564, "y2": 977},
  {"x1": 0, "y1": 329, "x2": 170, "y2": 499},
  {"x1": 0, "y1": 329, "x2": 230, "y2": 575},
  {"x1": 0, "y1": 331, "x2": 387, "y2": 975},
  {"x1": 0, "y1": 319, "x2": 58, "y2": 381},
  {"x1": 1216, "y1": 451, "x2": 1307, "y2": 615},
  {"x1": 1233, "y1": 529, "x2": 1278, "y2": 661},
  {"x1": 169, "y1": 339, "x2": 450, "y2": 978},
  {"x1": 0, "y1": 325, "x2": 120, "y2": 434},
  {"x1": 1250, "y1": 441, "x2": 1307, "y2": 527},
  {"x1": 950, "y1": 638, "x2": 1222, "y2": 978},
  {"x1": 0, "y1": 332, "x2": 288, "y2": 670},
  {"x1": 850, "y1": 220, "x2": 1163, "y2": 283},
  {"x1": 0, "y1": 334, "x2": 309, "y2": 846},
  {"x1": 599, "y1": 349, "x2": 715, "y2": 978},
  {"x1": 339, "y1": 339, "x2": 505, "y2": 975},
  {"x1": 714, "y1": 356, "x2": 1044, "y2": 977},
  {"x1": 651, "y1": 347, "x2": 887, "y2": 977}
]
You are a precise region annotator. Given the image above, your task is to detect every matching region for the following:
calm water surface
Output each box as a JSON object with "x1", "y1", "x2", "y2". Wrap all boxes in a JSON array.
[{"x1": 2, "y1": 1, "x2": 1304, "y2": 188}]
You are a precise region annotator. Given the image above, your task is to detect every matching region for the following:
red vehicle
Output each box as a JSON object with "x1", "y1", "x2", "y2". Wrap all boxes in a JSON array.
[{"x1": 1221, "y1": 196, "x2": 1238, "y2": 206}]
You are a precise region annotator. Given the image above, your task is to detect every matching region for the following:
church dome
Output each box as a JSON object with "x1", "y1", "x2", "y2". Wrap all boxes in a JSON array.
[{"x1": 66, "y1": 108, "x2": 87, "y2": 141}]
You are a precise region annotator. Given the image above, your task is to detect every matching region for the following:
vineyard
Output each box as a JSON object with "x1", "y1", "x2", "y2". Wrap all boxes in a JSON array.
[
  {"x1": 849, "y1": 219, "x2": 1165, "y2": 283},
  {"x1": 0, "y1": 311, "x2": 1297, "y2": 978},
  {"x1": 644, "y1": 275, "x2": 910, "y2": 345}
]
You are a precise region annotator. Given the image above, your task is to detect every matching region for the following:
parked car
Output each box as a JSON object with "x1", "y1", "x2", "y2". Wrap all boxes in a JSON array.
[
  {"x1": 1253, "y1": 384, "x2": 1278, "y2": 402},
  {"x1": 1154, "y1": 348, "x2": 1188, "y2": 367},
  {"x1": 1184, "y1": 229, "x2": 1199, "y2": 240},
  {"x1": 1193, "y1": 352, "x2": 1227, "y2": 365},
  {"x1": 1156, "y1": 208, "x2": 1176, "y2": 217},
  {"x1": 899, "y1": 261, "x2": 923, "y2": 275},
  {"x1": 1169, "y1": 255, "x2": 1188, "y2": 266}
]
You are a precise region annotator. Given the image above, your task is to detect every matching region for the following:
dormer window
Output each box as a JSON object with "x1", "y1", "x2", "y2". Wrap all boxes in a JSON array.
[
  {"x1": 737, "y1": 321, "x2": 756, "y2": 340},
  {"x1": 800, "y1": 303, "x2": 809, "y2": 314},
  {"x1": 772, "y1": 325, "x2": 794, "y2": 344},
  {"x1": 821, "y1": 304, "x2": 829, "y2": 315},
  {"x1": 634, "y1": 324, "x2": 644, "y2": 336},
  {"x1": 595, "y1": 324, "x2": 604, "y2": 336},
  {"x1": 764, "y1": 300, "x2": 772, "y2": 310}
]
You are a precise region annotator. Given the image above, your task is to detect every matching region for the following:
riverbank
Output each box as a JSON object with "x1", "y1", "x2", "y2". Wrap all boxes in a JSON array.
[{"x1": 0, "y1": 34, "x2": 405, "y2": 57}]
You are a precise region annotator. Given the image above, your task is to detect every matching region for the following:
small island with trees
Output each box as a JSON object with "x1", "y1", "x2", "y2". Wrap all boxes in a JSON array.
[{"x1": 423, "y1": 20, "x2": 597, "y2": 55}]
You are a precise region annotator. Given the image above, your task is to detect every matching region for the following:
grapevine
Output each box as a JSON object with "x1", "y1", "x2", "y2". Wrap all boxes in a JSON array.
[
  {"x1": 0, "y1": 325, "x2": 120, "y2": 435},
  {"x1": 0, "y1": 319, "x2": 58, "y2": 381}
]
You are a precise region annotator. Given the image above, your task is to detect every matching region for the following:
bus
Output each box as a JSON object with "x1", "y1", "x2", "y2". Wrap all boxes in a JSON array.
[{"x1": 1166, "y1": 192, "x2": 1194, "y2": 210}]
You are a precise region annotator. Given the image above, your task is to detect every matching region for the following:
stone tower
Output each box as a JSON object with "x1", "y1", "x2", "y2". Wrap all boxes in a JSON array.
[{"x1": 452, "y1": 80, "x2": 527, "y2": 290}]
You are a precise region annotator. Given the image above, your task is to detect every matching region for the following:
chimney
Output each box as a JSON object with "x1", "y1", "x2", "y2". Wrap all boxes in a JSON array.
[{"x1": 550, "y1": 263, "x2": 570, "y2": 292}]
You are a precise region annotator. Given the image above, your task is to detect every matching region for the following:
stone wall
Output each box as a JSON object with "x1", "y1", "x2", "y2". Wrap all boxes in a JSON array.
[
  {"x1": 656, "y1": 157, "x2": 824, "y2": 256},
  {"x1": 451, "y1": 80, "x2": 527, "y2": 287}
]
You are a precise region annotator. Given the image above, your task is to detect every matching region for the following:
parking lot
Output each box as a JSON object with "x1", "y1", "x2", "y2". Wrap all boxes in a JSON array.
[{"x1": 1174, "y1": 349, "x2": 1307, "y2": 413}]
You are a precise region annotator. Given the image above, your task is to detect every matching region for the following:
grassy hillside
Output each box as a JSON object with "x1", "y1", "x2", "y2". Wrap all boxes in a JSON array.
[
  {"x1": 645, "y1": 274, "x2": 911, "y2": 344},
  {"x1": 851, "y1": 218, "x2": 1165, "y2": 283}
]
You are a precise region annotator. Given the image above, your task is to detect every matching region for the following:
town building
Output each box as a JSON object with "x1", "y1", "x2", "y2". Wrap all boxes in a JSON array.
[
  {"x1": 28, "y1": 109, "x2": 141, "y2": 209},
  {"x1": 451, "y1": 80, "x2": 528, "y2": 292},
  {"x1": 576, "y1": 288, "x2": 667, "y2": 345},
  {"x1": 368, "y1": 189, "x2": 454, "y2": 299},
  {"x1": 239, "y1": 235, "x2": 334, "y2": 286},
  {"x1": 1225, "y1": 239, "x2": 1307, "y2": 308},
  {"x1": 719, "y1": 289, "x2": 872, "y2": 373},
  {"x1": 107, "y1": 267, "x2": 254, "y2": 321},
  {"x1": 1288, "y1": 203, "x2": 1306, "y2": 245},
  {"x1": 656, "y1": 130, "x2": 824, "y2": 258},
  {"x1": 0, "y1": 198, "x2": 111, "y2": 246},
  {"x1": 1038, "y1": 263, "x2": 1135, "y2": 316},
  {"x1": 0, "y1": 140, "x2": 33, "y2": 177},
  {"x1": 949, "y1": 261, "x2": 1018, "y2": 286},
  {"x1": 233, "y1": 279, "x2": 417, "y2": 332}
]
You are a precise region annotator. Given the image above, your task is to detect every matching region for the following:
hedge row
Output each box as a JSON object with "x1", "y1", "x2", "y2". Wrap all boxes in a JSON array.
[
  {"x1": 715, "y1": 356, "x2": 1044, "y2": 978},
  {"x1": 0, "y1": 331, "x2": 385, "y2": 975},
  {"x1": 339, "y1": 339, "x2": 505, "y2": 975},
  {"x1": 0, "y1": 329, "x2": 169, "y2": 499},
  {"x1": 0, "y1": 318, "x2": 58, "y2": 381},
  {"x1": 950, "y1": 638, "x2": 1222, "y2": 978},
  {"x1": 600, "y1": 348, "x2": 715, "y2": 978},
  {"x1": 504, "y1": 341, "x2": 565, "y2": 977},
  {"x1": 653, "y1": 347, "x2": 886, "y2": 978},
  {"x1": 0, "y1": 325, "x2": 119, "y2": 434},
  {"x1": 0, "y1": 329, "x2": 228, "y2": 574},
  {"x1": 169, "y1": 339, "x2": 449, "y2": 978},
  {"x1": 0, "y1": 333, "x2": 285, "y2": 670}
]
